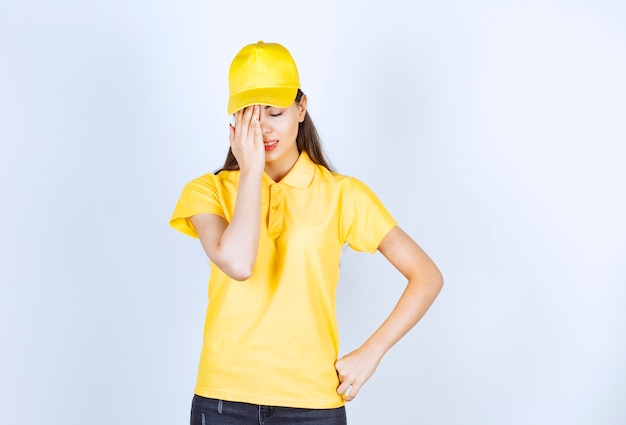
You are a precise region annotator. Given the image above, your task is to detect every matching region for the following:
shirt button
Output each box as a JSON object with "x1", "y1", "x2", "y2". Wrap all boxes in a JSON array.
[{"x1": 273, "y1": 187, "x2": 279, "y2": 193}]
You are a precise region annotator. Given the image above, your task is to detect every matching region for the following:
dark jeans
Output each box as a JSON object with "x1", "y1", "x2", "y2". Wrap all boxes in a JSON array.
[{"x1": 190, "y1": 395, "x2": 347, "y2": 425}]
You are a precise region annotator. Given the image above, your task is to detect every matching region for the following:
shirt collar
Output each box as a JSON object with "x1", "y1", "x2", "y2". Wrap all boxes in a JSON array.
[{"x1": 263, "y1": 151, "x2": 316, "y2": 189}]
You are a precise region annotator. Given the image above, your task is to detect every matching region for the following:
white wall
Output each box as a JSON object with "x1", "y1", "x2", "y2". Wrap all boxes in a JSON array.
[{"x1": 1, "y1": 1, "x2": 624, "y2": 424}]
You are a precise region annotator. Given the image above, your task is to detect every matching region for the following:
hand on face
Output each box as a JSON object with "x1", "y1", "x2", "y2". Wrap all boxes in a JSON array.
[{"x1": 229, "y1": 105, "x2": 265, "y2": 174}]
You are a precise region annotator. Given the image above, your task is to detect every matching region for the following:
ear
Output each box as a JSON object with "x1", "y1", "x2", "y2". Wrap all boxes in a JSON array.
[{"x1": 297, "y1": 94, "x2": 307, "y2": 123}]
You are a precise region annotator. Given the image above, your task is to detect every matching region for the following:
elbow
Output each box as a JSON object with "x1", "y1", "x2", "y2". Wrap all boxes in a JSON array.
[
  {"x1": 432, "y1": 265, "x2": 444, "y2": 290},
  {"x1": 223, "y1": 261, "x2": 254, "y2": 281},
  {"x1": 416, "y1": 265, "x2": 443, "y2": 295},
  {"x1": 229, "y1": 269, "x2": 253, "y2": 282},
  {"x1": 208, "y1": 250, "x2": 255, "y2": 281},
  {"x1": 432, "y1": 268, "x2": 444, "y2": 295}
]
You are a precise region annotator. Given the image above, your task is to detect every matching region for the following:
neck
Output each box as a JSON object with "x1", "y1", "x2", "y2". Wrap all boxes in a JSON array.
[{"x1": 264, "y1": 151, "x2": 300, "y2": 182}]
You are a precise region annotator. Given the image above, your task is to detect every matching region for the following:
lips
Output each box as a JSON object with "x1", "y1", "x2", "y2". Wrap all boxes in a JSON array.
[{"x1": 264, "y1": 140, "x2": 278, "y2": 151}]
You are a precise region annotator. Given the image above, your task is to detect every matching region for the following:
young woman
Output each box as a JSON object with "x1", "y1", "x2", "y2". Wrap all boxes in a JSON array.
[{"x1": 170, "y1": 41, "x2": 443, "y2": 425}]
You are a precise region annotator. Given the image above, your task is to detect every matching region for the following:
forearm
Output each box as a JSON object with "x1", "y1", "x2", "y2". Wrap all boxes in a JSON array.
[
  {"x1": 362, "y1": 271, "x2": 443, "y2": 357},
  {"x1": 214, "y1": 170, "x2": 262, "y2": 279},
  {"x1": 335, "y1": 271, "x2": 442, "y2": 401}
]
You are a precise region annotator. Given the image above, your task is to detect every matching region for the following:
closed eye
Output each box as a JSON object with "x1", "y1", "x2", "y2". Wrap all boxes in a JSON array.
[{"x1": 264, "y1": 106, "x2": 284, "y2": 117}]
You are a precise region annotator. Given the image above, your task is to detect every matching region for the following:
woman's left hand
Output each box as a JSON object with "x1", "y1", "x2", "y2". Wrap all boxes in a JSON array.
[
  {"x1": 334, "y1": 226, "x2": 443, "y2": 402},
  {"x1": 335, "y1": 345, "x2": 383, "y2": 402}
]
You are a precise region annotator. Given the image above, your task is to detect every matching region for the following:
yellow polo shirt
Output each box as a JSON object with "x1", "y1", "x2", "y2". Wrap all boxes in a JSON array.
[{"x1": 170, "y1": 152, "x2": 397, "y2": 408}]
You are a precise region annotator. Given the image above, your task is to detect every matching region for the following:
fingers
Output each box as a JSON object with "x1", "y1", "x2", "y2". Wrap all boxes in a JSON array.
[
  {"x1": 252, "y1": 107, "x2": 262, "y2": 146},
  {"x1": 244, "y1": 105, "x2": 260, "y2": 133},
  {"x1": 239, "y1": 105, "x2": 253, "y2": 133},
  {"x1": 335, "y1": 359, "x2": 359, "y2": 401},
  {"x1": 336, "y1": 375, "x2": 360, "y2": 402},
  {"x1": 336, "y1": 378, "x2": 350, "y2": 396},
  {"x1": 232, "y1": 105, "x2": 259, "y2": 141},
  {"x1": 344, "y1": 384, "x2": 358, "y2": 402},
  {"x1": 335, "y1": 347, "x2": 383, "y2": 402},
  {"x1": 231, "y1": 106, "x2": 250, "y2": 138},
  {"x1": 229, "y1": 105, "x2": 264, "y2": 173}
]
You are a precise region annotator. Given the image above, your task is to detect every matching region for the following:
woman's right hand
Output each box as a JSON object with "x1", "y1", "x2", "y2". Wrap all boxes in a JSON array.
[
  {"x1": 229, "y1": 105, "x2": 265, "y2": 174},
  {"x1": 191, "y1": 105, "x2": 265, "y2": 281}
]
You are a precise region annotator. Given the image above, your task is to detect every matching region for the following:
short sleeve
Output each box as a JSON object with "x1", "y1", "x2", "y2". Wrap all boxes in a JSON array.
[
  {"x1": 169, "y1": 174, "x2": 225, "y2": 238},
  {"x1": 341, "y1": 178, "x2": 398, "y2": 253}
]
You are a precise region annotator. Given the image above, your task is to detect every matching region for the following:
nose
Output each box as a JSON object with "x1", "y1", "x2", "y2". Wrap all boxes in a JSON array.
[
  {"x1": 258, "y1": 110, "x2": 273, "y2": 135},
  {"x1": 261, "y1": 121, "x2": 272, "y2": 135}
]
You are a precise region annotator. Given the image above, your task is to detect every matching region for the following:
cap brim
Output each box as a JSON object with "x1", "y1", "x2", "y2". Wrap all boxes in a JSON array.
[{"x1": 228, "y1": 87, "x2": 298, "y2": 115}]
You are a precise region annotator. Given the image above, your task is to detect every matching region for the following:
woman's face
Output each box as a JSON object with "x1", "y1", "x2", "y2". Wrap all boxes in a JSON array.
[{"x1": 258, "y1": 97, "x2": 307, "y2": 172}]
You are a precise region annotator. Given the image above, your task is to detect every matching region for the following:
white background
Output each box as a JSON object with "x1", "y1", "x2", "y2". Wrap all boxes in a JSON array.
[{"x1": 1, "y1": 1, "x2": 625, "y2": 424}]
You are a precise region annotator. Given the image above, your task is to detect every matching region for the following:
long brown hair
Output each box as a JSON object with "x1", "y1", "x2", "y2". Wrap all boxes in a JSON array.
[{"x1": 216, "y1": 89, "x2": 334, "y2": 174}]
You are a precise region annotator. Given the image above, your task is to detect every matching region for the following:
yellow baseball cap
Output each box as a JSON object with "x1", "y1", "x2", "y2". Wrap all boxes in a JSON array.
[{"x1": 227, "y1": 41, "x2": 301, "y2": 115}]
